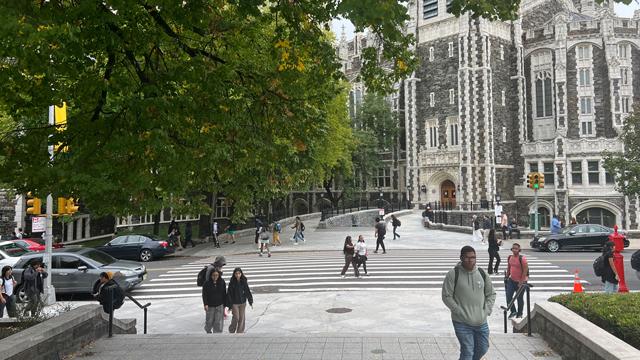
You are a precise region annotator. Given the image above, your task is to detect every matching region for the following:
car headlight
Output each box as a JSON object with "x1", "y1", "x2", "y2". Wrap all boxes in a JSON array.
[
  {"x1": 118, "y1": 270, "x2": 136, "y2": 277},
  {"x1": 538, "y1": 237, "x2": 546, "y2": 242}
]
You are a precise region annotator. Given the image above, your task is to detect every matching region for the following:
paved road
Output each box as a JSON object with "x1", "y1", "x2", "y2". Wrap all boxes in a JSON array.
[{"x1": 129, "y1": 249, "x2": 581, "y2": 300}]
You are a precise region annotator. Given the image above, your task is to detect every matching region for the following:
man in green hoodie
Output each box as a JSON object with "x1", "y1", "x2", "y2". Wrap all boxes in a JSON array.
[{"x1": 442, "y1": 245, "x2": 496, "y2": 360}]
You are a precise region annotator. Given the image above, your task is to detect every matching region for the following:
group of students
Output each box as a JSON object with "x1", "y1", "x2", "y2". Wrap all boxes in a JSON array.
[
  {"x1": 340, "y1": 235, "x2": 369, "y2": 278},
  {"x1": 200, "y1": 256, "x2": 253, "y2": 334},
  {"x1": 0, "y1": 261, "x2": 48, "y2": 319}
]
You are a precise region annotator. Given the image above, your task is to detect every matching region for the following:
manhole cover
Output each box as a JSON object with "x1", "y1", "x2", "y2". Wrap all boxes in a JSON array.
[
  {"x1": 325, "y1": 307, "x2": 352, "y2": 314},
  {"x1": 371, "y1": 349, "x2": 386, "y2": 354}
]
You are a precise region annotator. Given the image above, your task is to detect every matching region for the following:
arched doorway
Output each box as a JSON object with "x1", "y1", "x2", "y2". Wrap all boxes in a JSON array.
[
  {"x1": 576, "y1": 208, "x2": 616, "y2": 227},
  {"x1": 440, "y1": 180, "x2": 456, "y2": 208}
]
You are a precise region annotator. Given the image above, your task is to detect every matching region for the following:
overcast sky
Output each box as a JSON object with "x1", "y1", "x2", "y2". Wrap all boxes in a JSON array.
[{"x1": 331, "y1": 1, "x2": 640, "y2": 40}]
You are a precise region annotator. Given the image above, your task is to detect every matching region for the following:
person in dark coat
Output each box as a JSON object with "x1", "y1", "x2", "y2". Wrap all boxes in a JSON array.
[
  {"x1": 601, "y1": 241, "x2": 619, "y2": 293},
  {"x1": 227, "y1": 268, "x2": 253, "y2": 334},
  {"x1": 202, "y1": 269, "x2": 227, "y2": 333},
  {"x1": 22, "y1": 261, "x2": 48, "y2": 317},
  {"x1": 487, "y1": 229, "x2": 502, "y2": 274},
  {"x1": 92, "y1": 272, "x2": 124, "y2": 314}
]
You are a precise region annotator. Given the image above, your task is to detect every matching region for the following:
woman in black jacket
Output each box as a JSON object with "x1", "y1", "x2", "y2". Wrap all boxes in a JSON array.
[
  {"x1": 487, "y1": 229, "x2": 502, "y2": 274},
  {"x1": 227, "y1": 267, "x2": 253, "y2": 334},
  {"x1": 202, "y1": 269, "x2": 227, "y2": 333},
  {"x1": 341, "y1": 236, "x2": 359, "y2": 278}
]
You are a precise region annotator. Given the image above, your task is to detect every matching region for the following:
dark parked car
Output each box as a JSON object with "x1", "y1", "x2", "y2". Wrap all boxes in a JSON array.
[
  {"x1": 13, "y1": 247, "x2": 146, "y2": 301},
  {"x1": 97, "y1": 234, "x2": 175, "y2": 262},
  {"x1": 530, "y1": 224, "x2": 630, "y2": 252}
]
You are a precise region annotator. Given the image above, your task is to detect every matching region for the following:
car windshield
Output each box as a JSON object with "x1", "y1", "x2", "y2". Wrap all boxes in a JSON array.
[
  {"x1": 82, "y1": 249, "x2": 116, "y2": 266},
  {"x1": 0, "y1": 243, "x2": 29, "y2": 257},
  {"x1": 560, "y1": 226, "x2": 576, "y2": 234}
]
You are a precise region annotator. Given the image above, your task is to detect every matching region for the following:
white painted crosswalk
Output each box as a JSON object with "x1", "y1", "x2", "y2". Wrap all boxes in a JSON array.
[{"x1": 130, "y1": 250, "x2": 585, "y2": 299}]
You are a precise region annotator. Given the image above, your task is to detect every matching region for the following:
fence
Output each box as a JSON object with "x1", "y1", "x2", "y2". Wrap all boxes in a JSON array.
[
  {"x1": 320, "y1": 197, "x2": 411, "y2": 221},
  {"x1": 423, "y1": 200, "x2": 495, "y2": 211}
]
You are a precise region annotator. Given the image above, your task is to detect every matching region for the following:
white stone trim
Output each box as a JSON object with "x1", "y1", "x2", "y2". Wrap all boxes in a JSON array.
[{"x1": 527, "y1": 199, "x2": 555, "y2": 215}]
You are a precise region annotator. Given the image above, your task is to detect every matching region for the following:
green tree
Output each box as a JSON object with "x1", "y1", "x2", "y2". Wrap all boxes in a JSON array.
[{"x1": 603, "y1": 107, "x2": 640, "y2": 197}]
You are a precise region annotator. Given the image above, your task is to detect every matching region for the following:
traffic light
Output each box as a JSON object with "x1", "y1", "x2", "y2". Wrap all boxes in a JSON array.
[
  {"x1": 57, "y1": 197, "x2": 67, "y2": 215},
  {"x1": 538, "y1": 173, "x2": 545, "y2": 189},
  {"x1": 26, "y1": 192, "x2": 42, "y2": 215},
  {"x1": 526, "y1": 173, "x2": 532, "y2": 188},
  {"x1": 65, "y1": 197, "x2": 79, "y2": 215},
  {"x1": 532, "y1": 172, "x2": 540, "y2": 189}
]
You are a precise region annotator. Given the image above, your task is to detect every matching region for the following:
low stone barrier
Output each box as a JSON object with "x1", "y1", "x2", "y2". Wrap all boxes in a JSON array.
[
  {"x1": 0, "y1": 304, "x2": 136, "y2": 360},
  {"x1": 514, "y1": 301, "x2": 640, "y2": 360},
  {"x1": 318, "y1": 209, "x2": 382, "y2": 228},
  {"x1": 226, "y1": 212, "x2": 321, "y2": 242}
]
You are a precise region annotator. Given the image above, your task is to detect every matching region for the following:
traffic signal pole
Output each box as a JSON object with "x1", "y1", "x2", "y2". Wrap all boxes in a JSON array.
[
  {"x1": 534, "y1": 188, "x2": 539, "y2": 238},
  {"x1": 43, "y1": 106, "x2": 57, "y2": 305}
]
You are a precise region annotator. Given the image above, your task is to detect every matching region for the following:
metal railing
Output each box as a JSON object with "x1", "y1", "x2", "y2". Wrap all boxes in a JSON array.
[
  {"x1": 500, "y1": 283, "x2": 533, "y2": 336},
  {"x1": 107, "y1": 292, "x2": 151, "y2": 337},
  {"x1": 320, "y1": 198, "x2": 410, "y2": 221}
]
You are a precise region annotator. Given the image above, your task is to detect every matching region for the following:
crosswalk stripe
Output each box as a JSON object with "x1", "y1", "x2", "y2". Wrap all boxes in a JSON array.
[{"x1": 157, "y1": 270, "x2": 567, "y2": 279}]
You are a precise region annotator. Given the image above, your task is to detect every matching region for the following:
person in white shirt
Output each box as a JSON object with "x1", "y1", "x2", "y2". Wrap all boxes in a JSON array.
[
  {"x1": 0, "y1": 266, "x2": 17, "y2": 318},
  {"x1": 354, "y1": 235, "x2": 369, "y2": 276}
]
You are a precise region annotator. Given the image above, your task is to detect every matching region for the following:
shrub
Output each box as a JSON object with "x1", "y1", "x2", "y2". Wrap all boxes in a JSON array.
[{"x1": 549, "y1": 293, "x2": 640, "y2": 350}]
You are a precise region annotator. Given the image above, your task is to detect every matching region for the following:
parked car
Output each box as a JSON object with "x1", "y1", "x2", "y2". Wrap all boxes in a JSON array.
[
  {"x1": 27, "y1": 237, "x2": 65, "y2": 249},
  {"x1": 530, "y1": 224, "x2": 630, "y2": 252},
  {"x1": 0, "y1": 241, "x2": 31, "y2": 267},
  {"x1": 9, "y1": 239, "x2": 45, "y2": 252},
  {"x1": 97, "y1": 234, "x2": 175, "y2": 262},
  {"x1": 13, "y1": 247, "x2": 146, "y2": 301}
]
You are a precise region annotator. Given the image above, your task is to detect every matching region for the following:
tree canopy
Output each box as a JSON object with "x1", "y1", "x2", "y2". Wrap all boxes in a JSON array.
[{"x1": 603, "y1": 107, "x2": 640, "y2": 198}]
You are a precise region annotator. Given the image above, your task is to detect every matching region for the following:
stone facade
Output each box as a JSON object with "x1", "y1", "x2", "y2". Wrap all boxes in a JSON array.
[
  {"x1": 338, "y1": 0, "x2": 640, "y2": 230},
  {"x1": 0, "y1": 190, "x2": 16, "y2": 237}
]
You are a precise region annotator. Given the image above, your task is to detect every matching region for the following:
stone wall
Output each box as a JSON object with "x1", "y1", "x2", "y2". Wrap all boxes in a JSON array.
[
  {"x1": 0, "y1": 190, "x2": 16, "y2": 237},
  {"x1": 0, "y1": 304, "x2": 136, "y2": 360},
  {"x1": 319, "y1": 209, "x2": 383, "y2": 228}
]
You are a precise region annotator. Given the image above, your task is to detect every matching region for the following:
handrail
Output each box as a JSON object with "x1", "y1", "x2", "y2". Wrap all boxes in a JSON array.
[
  {"x1": 126, "y1": 294, "x2": 151, "y2": 335},
  {"x1": 500, "y1": 283, "x2": 533, "y2": 336}
]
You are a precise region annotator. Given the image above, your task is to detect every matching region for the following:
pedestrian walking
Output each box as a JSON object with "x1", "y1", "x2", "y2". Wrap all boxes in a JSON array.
[
  {"x1": 505, "y1": 243, "x2": 529, "y2": 319},
  {"x1": 442, "y1": 246, "x2": 496, "y2": 360},
  {"x1": 391, "y1": 214, "x2": 401, "y2": 240},
  {"x1": 500, "y1": 212, "x2": 509, "y2": 240},
  {"x1": 601, "y1": 241, "x2": 619, "y2": 293},
  {"x1": 211, "y1": 220, "x2": 220, "y2": 248},
  {"x1": 487, "y1": 229, "x2": 502, "y2": 274},
  {"x1": 22, "y1": 260, "x2": 48, "y2": 317},
  {"x1": 202, "y1": 255, "x2": 227, "y2": 282},
  {"x1": 550, "y1": 214, "x2": 561, "y2": 235},
  {"x1": 374, "y1": 217, "x2": 386, "y2": 254},
  {"x1": 203, "y1": 269, "x2": 227, "y2": 333},
  {"x1": 341, "y1": 236, "x2": 359, "y2": 278},
  {"x1": 272, "y1": 222, "x2": 282, "y2": 246},
  {"x1": 227, "y1": 268, "x2": 253, "y2": 334},
  {"x1": 254, "y1": 218, "x2": 263, "y2": 249},
  {"x1": 481, "y1": 215, "x2": 491, "y2": 244},
  {"x1": 184, "y1": 222, "x2": 196, "y2": 248},
  {"x1": 472, "y1": 215, "x2": 482, "y2": 242},
  {"x1": 258, "y1": 226, "x2": 272, "y2": 257},
  {"x1": 0, "y1": 266, "x2": 17, "y2": 318},
  {"x1": 91, "y1": 272, "x2": 125, "y2": 314},
  {"x1": 291, "y1": 216, "x2": 304, "y2": 245},
  {"x1": 355, "y1": 235, "x2": 369, "y2": 276},
  {"x1": 224, "y1": 223, "x2": 236, "y2": 244}
]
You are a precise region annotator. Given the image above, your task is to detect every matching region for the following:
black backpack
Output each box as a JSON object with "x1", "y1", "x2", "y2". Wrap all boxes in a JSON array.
[
  {"x1": 300, "y1": 222, "x2": 305, "y2": 232},
  {"x1": 593, "y1": 255, "x2": 606, "y2": 277},
  {"x1": 112, "y1": 284, "x2": 125, "y2": 310},
  {"x1": 631, "y1": 250, "x2": 640, "y2": 271},
  {"x1": 197, "y1": 266, "x2": 209, "y2": 287},
  {"x1": 453, "y1": 267, "x2": 488, "y2": 297}
]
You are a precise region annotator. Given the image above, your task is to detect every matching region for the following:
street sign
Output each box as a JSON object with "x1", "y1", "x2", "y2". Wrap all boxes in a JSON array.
[{"x1": 32, "y1": 216, "x2": 46, "y2": 233}]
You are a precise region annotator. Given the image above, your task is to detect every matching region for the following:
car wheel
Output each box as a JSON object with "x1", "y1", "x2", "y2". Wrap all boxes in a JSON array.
[
  {"x1": 140, "y1": 249, "x2": 153, "y2": 262},
  {"x1": 547, "y1": 240, "x2": 560, "y2": 253}
]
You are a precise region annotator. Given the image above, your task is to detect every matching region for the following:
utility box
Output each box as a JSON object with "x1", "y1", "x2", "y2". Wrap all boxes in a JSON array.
[{"x1": 529, "y1": 214, "x2": 540, "y2": 230}]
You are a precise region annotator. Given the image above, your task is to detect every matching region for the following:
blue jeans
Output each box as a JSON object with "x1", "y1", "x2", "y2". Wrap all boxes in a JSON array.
[
  {"x1": 604, "y1": 281, "x2": 618, "y2": 294},
  {"x1": 293, "y1": 231, "x2": 303, "y2": 243},
  {"x1": 452, "y1": 321, "x2": 490, "y2": 360},
  {"x1": 505, "y1": 278, "x2": 524, "y2": 316}
]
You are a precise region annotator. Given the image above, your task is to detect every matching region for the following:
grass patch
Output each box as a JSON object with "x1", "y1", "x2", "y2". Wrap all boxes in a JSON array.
[{"x1": 549, "y1": 293, "x2": 640, "y2": 350}]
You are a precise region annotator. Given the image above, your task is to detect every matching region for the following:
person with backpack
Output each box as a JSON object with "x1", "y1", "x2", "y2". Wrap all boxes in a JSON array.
[
  {"x1": 442, "y1": 246, "x2": 496, "y2": 360},
  {"x1": 22, "y1": 260, "x2": 48, "y2": 317},
  {"x1": 374, "y1": 217, "x2": 387, "y2": 254},
  {"x1": 197, "y1": 256, "x2": 227, "y2": 287},
  {"x1": 202, "y1": 269, "x2": 227, "y2": 333},
  {"x1": 505, "y1": 243, "x2": 529, "y2": 319},
  {"x1": 0, "y1": 266, "x2": 17, "y2": 318},
  {"x1": 92, "y1": 272, "x2": 125, "y2": 314},
  {"x1": 227, "y1": 268, "x2": 253, "y2": 334},
  {"x1": 291, "y1": 217, "x2": 304, "y2": 245},
  {"x1": 341, "y1": 236, "x2": 359, "y2": 278},
  {"x1": 258, "y1": 225, "x2": 272, "y2": 257},
  {"x1": 600, "y1": 241, "x2": 619, "y2": 293},
  {"x1": 272, "y1": 222, "x2": 282, "y2": 246},
  {"x1": 391, "y1": 214, "x2": 401, "y2": 240},
  {"x1": 487, "y1": 229, "x2": 502, "y2": 275},
  {"x1": 254, "y1": 218, "x2": 263, "y2": 249}
]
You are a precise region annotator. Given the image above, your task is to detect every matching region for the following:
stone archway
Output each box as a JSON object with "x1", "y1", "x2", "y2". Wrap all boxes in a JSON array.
[
  {"x1": 527, "y1": 199, "x2": 554, "y2": 229},
  {"x1": 571, "y1": 200, "x2": 622, "y2": 227},
  {"x1": 426, "y1": 171, "x2": 457, "y2": 206}
]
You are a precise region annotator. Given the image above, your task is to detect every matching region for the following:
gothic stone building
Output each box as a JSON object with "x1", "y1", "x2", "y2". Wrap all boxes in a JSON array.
[{"x1": 340, "y1": 0, "x2": 640, "y2": 229}]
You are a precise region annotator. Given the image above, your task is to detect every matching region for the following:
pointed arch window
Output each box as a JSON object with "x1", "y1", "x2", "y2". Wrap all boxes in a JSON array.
[{"x1": 535, "y1": 71, "x2": 553, "y2": 118}]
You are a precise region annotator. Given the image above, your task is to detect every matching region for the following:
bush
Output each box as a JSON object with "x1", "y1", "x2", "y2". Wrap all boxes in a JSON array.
[{"x1": 549, "y1": 293, "x2": 640, "y2": 350}]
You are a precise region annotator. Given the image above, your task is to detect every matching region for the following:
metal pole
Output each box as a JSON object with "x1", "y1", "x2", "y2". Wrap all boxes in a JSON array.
[
  {"x1": 108, "y1": 289, "x2": 114, "y2": 338},
  {"x1": 534, "y1": 189, "x2": 539, "y2": 237},
  {"x1": 503, "y1": 310, "x2": 508, "y2": 334},
  {"x1": 144, "y1": 307, "x2": 148, "y2": 334},
  {"x1": 43, "y1": 106, "x2": 56, "y2": 306},
  {"x1": 526, "y1": 286, "x2": 532, "y2": 336}
]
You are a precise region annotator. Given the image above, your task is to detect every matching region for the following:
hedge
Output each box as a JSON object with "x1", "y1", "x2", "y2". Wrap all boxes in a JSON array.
[{"x1": 549, "y1": 293, "x2": 640, "y2": 350}]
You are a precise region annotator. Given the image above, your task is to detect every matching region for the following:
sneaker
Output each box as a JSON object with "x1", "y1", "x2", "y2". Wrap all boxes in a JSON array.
[
  {"x1": 231, "y1": 241, "x2": 236, "y2": 244},
  {"x1": 374, "y1": 251, "x2": 378, "y2": 254},
  {"x1": 508, "y1": 312, "x2": 517, "y2": 319},
  {"x1": 341, "y1": 275, "x2": 346, "y2": 278},
  {"x1": 259, "y1": 253, "x2": 263, "y2": 257},
  {"x1": 488, "y1": 270, "x2": 494, "y2": 275},
  {"x1": 365, "y1": 273, "x2": 370, "y2": 276},
  {"x1": 383, "y1": 251, "x2": 386, "y2": 254},
  {"x1": 224, "y1": 241, "x2": 229, "y2": 244},
  {"x1": 268, "y1": 253, "x2": 272, "y2": 258}
]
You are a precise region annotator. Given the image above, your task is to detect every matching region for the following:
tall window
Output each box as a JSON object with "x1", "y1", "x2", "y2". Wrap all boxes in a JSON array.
[
  {"x1": 449, "y1": 123, "x2": 459, "y2": 146},
  {"x1": 376, "y1": 168, "x2": 391, "y2": 188},
  {"x1": 423, "y1": 0, "x2": 438, "y2": 19},
  {"x1": 543, "y1": 162, "x2": 555, "y2": 185},
  {"x1": 571, "y1": 161, "x2": 582, "y2": 185},
  {"x1": 448, "y1": 42, "x2": 454, "y2": 57},
  {"x1": 216, "y1": 198, "x2": 232, "y2": 218},
  {"x1": 429, "y1": 47, "x2": 434, "y2": 62},
  {"x1": 581, "y1": 119, "x2": 594, "y2": 136},
  {"x1": 429, "y1": 92, "x2": 435, "y2": 107},
  {"x1": 622, "y1": 96, "x2": 631, "y2": 113},
  {"x1": 605, "y1": 169, "x2": 615, "y2": 184},
  {"x1": 428, "y1": 123, "x2": 438, "y2": 148},
  {"x1": 449, "y1": 89, "x2": 455, "y2": 104},
  {"x1": 588, "y1": 161, "x2": 599, "y2": 184},
  {"x1": 577, "y1": 45, "x2": 590, "y2": 60},
  {"x1": 621, "y1": 68, "x2": 630, "y2": 85},
  {"x1": 529, "y1": 162, "x2": 539, "y2": 173},
  {"x1": 618, "y1": 43, "x2": 630, "y2": 59},
  {"x1": 580, "y1": 97, "x2": 592, "y2": 115},
  {"x1": 535, "y1": 72, "x2": 553, "y2": 117},
  {"x1": 579, "y1": 69, "x2": 591, "y2": 86}
]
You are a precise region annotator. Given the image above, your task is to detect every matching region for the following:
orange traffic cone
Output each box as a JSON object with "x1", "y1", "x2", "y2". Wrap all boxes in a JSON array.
[{"x1": 573, "y1": 270, "x2": 584, "y2": 293}]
